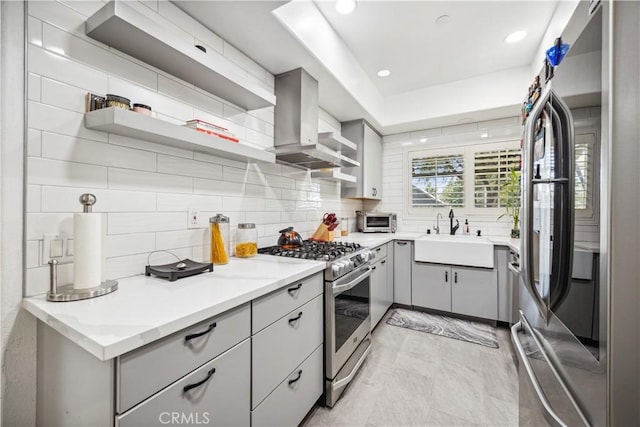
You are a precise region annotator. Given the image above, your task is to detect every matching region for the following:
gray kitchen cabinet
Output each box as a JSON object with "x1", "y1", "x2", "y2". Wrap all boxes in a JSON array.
[
  {"x1": 412, "y1": 262, "x2": 452, "y2": 312},
  {"x1": 386, "y1": 242, "x2": 395, "y2": 306},
  {"x1": 251, "y1": 272, "x2": 324, "y2": 425},
  {"x1": 370, "y1": 254, "x2": 389, "y2": 329},
  {"x1": 117, "y1": 340, "x2": 250, "y2": 427},
  {"x1": 393, "y1": 240, "x2": 412, "y2": 305},
  {"x1": 495, "y1": 246, "x2": 511, "y2": 322},
  {"x1": 340, "y1": 119, "x2": 383, "y2": 200},
  {"x1": 412, "y1": 262, "x2": 498, "y2": 320},
  {"x1": 450, "y1": 265, "x2": 497, "y2": 320}
]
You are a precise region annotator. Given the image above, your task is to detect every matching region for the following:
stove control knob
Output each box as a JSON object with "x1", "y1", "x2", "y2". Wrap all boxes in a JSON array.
[{"x1": 332, "y1": 264, "x2": 341, "y2": 277}]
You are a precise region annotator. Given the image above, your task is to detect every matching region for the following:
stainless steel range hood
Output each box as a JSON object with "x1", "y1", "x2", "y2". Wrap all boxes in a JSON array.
[{"x1": 272, "y1": 68, "x2": 359, "y2": 169}]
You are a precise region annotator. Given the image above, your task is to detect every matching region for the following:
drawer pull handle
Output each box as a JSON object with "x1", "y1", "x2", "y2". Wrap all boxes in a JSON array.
[
  {"x1": 288, "y1": 311, "x2": 303, "y2": 324},
  {"x1": 376, "y1": 247, "x2": 381, "y2": 252},
  {"x1": 454, "y1": 272, "x2": 458, "y2": 283},
  {"x1": 372, "y1": 266, "x2": 377, "y2": 270},
  {"x1": 396, "y1": 242, "x2": 408, "y2": 246},
  {"x1": 381, "y1": 260, "x2": 386, "y2": 265},
  {"x1": 185, "y1": 322, "x2": 216, "y2": 341},
  {"x1": 287, "y1": 283, "x2": 303, "y2": 294},
  {"x1": 288, "y1": 369, "x2": 303, "y2": 386},
  {"x1": 183, "y1": 368, "x2": 215, "y2": 393},
  {"x1": 445, "y1": 271, "x2": 448, "y2": 282}
]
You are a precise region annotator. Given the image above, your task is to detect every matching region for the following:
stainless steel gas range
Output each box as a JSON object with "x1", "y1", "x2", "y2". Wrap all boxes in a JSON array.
[{"x1": 258, "y1": 240, "x2": 375, "y2": 407}]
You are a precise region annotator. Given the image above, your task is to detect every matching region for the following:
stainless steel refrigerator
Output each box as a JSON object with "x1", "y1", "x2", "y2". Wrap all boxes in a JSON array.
[{"x1": 512, "y1": 1, "x2": 640, "y2": 425}]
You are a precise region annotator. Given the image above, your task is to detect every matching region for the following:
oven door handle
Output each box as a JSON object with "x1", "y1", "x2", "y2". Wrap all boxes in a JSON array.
[
  {"x1": 508, "y1": 262, "x2": 520, "y2": 275},
  {"x1": 332, "y1": 339, "x2": 372, "y2": 391},
  {"x1": 332, "y1": 267, "x2": 372, "y2": 296}
]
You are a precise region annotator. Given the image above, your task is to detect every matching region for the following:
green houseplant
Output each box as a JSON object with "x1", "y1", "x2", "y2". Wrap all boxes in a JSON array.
[{"x1": 498, "y1": 168, "x2": 521, "y2": 238}]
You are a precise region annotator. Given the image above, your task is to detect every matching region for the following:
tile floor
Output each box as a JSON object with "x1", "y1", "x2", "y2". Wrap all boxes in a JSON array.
[{"x1": 304, "y1": 311, "x2": 519, "y2": 426}]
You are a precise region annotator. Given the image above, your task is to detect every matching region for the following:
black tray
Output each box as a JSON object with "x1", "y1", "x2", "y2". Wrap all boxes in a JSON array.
[{"x1": 145, "y1": 258, "x2": 213, "y2": 282}]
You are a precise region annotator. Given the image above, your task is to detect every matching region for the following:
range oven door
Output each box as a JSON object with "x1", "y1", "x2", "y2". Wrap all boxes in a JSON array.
[{"x1": 325, "y1": 265, "x2": 371, "y2": 380}]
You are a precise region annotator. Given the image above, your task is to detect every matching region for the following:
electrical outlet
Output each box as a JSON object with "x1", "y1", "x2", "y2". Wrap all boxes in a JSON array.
[{"x1": 188, "y1": 208, "x2": 200, "y2": 229}]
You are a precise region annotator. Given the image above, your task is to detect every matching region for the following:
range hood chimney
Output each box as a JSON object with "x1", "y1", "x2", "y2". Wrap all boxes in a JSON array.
[{"x1": 272, "y1": 68, "x2": 359, "y2": 170}]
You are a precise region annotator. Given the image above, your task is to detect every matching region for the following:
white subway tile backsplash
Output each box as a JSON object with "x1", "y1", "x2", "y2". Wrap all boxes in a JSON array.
[
  {"x1": 223, "y1": 104, "x2": 273, "y2": 136},
  {"x1": 223, "y1": 42, "x2": 267, "y2": 83},
  {"x1": 41, "y1": 186, "x2": 157, "y2": 213},
  {"x1": 26, "y1": 213, "x2": 74, "y2": 241},
  {"x1": 156, "y1": 229, "x2": 207, "y2": 250},
  {"x1": 245, "y1": 211, "x2": 282, "y2": 225},
  {"x1": 29, "y1": 1, "x2": 90, "y2": 39},
  {"x1": 27, "y1": 16, "x2": 42, "y2": 47},
  {"x1": 28, "y1": 129, "x2": 42, "y2": 157},
  {"x1": 250, "y1": 107, "x2": 275, "y2": 126},
  {"x1": 156, "y1": 193, "x2": 222, "y2": 212},
  {"x1": 109, "y1": 168, "x2": 193, "y2": 194},
  {"x1": 27, "y1": 186, "x2": 42, "y2": 213},
  {"x1": 58, "y1": 1, "x2": 105, "y2": 18},
  {"x1": 193, "y1": 177, "x2": 244, "y2": 196},
  {"x1": 28, "y1": 157, "x2": 108, "y2": 188},
  {"x1": 157, "y1": 0, "x2": 224, "y2": 54},
  {"x1": 42, "y1": 132, "x2": 157, "y2": 171},
  {"x1": 28, "y1": 45, "x2": 109, "y2": 93},
  {"x1": 105, "y1": 233, "x2": 156, "y2": 257},
  {"x1": 28, "y1": 101, "x2": 108, "y2": 142},
  {"x1": 41, "y1": 78, "x2": 86, "y2": 113},
  {"x1": 28, "y1": 73, "x2": 41, "y2": 101},
  {"x1": 42, "y1": 23, "x2": 158, "y2": 91},
  {"x1": 107, "y1": 248, "x2": 190, "y2": 279},
  {"x1": 158, "y1": 75, "x2": 224, "y2": 117},
  {"x1": 26, "y1": 241, "x2": 41, "y2": 269},
  {"x1": 222, "y1": 196, "x2": 265, "y2": 212},
  {"x1": 108, "y1": 212, "x2": 186, "y2": 234},
  {"x1": 157, "y1": 154, "x2": 223, "y2": 180}
]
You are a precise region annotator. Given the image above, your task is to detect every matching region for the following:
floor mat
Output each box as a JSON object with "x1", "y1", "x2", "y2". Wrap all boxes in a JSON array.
[{"x1": 386, "y1": 308, "x2": 499, "y2": 348}]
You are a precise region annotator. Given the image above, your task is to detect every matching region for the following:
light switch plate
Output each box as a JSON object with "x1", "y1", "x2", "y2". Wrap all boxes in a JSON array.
[
  {"x1": 188, "y1": 208, "x2": 200, "y2": 229},
  {"x1": 42, "y1": 234, "x2": 74, "y2": 264}
]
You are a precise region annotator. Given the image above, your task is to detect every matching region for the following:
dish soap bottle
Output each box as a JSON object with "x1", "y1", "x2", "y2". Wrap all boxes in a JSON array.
[{"x1": 464, "y1": 219, "x2": 470, "y2": 235}]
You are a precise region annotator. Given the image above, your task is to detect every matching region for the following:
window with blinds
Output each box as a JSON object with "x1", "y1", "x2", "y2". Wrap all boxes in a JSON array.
[
  {"x1": 411, "y1": 154, "x2": 464, "y2": 207},
  {"x1": 574, "y1": 133, "x2": 595, "y2": 211},
  {"x1": 474, "y1": 149, "x2": 521, "y2": 208}
]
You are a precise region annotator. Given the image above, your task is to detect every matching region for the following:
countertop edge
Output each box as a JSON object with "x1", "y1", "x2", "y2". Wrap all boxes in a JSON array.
[{"x1": 22, "y1": 261, "x2": 326, "y2": 361}]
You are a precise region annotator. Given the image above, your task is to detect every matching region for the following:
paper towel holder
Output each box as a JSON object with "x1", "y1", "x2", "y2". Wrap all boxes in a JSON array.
[{"x1": 47, "y1": 259, "x2": 118, "y2": 302}]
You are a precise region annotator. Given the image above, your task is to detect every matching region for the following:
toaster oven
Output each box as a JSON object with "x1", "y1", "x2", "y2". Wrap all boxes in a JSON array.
[{"x1": 355, "y1": 211, "x2": 397, "y2": 233}]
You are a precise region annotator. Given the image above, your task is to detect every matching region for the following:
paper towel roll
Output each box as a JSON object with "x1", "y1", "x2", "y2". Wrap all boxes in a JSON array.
[{"x1": 73, "y1": 212, "x2": 103, "y2": 289}]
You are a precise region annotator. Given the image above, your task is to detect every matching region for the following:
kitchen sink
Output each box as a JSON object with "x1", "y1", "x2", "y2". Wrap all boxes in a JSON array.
[{"x1": 414, "y1": 234, "x2": 494, "y2": 268}]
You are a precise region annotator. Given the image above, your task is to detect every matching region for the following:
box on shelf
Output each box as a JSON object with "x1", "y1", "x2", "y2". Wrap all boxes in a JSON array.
[{"x1": 184, "y1": 119, "x2": 239, "y2": 143}]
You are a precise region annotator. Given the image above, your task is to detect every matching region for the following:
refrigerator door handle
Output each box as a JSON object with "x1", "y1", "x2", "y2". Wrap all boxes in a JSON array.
[
  {"x1": 547, "y1": 96, "x2": 575, "y2": 312},
  {"x1": 511, "y1": 313, "x2": 590, "y2": 427}
]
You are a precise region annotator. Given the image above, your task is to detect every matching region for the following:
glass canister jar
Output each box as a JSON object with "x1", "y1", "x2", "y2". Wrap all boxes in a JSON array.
[
  {"x1": 210, "y1": 214, "x2": 230, "y2": 265},
  {"x1": 340, "y1": 217, "x2": 349, "y2": 236},
  {"x1": 235, "y1": 223, "x2": 258, "y2": 258}
]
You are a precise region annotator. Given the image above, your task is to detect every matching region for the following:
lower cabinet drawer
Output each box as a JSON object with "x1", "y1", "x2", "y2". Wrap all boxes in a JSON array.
[
  {"x1": 117, "y1": 339, "x2": 250, "y2": 427},
  {"x1": 252, "y1": 345, "x2": 323, "y2": 427},
  {"x1": 118, "y1": 303, "x2": 250, "y2": 413},
  {"x1": 252, "y1": 294, "x2": 323, "y2": 408}
]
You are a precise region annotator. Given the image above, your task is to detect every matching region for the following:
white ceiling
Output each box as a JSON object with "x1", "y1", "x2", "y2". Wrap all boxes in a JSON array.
[{"x1": 174, "y1": 0, "x2": 566, "y2": 134}]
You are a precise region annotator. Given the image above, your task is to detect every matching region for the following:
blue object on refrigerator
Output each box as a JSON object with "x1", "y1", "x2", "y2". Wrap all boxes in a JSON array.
[{"x1": 546, "y1": 42, "x2": 570, "y2": 66}]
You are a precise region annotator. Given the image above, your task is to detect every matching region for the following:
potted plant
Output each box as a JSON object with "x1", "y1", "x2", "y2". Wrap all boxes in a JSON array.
[{"x1": 498, "y1": 168, "x2": 521, "y2": 238}]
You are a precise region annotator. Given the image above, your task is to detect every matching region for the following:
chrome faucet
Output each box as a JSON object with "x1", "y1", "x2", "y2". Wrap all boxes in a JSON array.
[
  {"x1": 449, "y1": 209, "x2": 459, "y2": 235},
  {"x1": 433, "y1": 213, "x2": 443, "y2": 234}
]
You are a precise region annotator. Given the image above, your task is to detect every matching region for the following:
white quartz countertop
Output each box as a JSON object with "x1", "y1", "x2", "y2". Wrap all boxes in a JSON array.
[
  {"x1": 23, "y1": 255, "x2": 325, "y2": 361},
  {"x1": 337, "y1": 232, "x2": 521, "y2": 253}
]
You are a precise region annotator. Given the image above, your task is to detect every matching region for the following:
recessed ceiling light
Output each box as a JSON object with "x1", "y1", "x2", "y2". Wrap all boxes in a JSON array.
[
  {"x1": 377, "y1": 69, "x2": 391, "y2": 78},
  {"x1": 505, "y1": 30, "x2": 527, "y2": 44},
  {"x1": 336, "y1": 0, "x2": 357, "y2": 15},
  {"x1": 436, "y1": 15, "x2": 451, "y2": 25}
]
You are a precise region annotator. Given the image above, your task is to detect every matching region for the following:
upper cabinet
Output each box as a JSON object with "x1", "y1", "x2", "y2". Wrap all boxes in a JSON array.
[
  {"x1": 340, "y1": 119, "x2": 383, "y2": 200},
  {"x1": 85, "y1": 1, "x2": 275, "y2": 111}
]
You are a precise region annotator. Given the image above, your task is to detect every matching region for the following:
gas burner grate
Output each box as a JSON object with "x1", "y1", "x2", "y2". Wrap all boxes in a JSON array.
[{"x1": 258, "y1": 239, "x2": 362, "y2": 261}]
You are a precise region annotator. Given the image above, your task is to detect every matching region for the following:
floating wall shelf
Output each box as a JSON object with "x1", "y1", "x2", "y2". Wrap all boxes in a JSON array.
[
  {"x1": 85, "y1": 108, "x2": 275, "y2": 164},
  {"x1": 86, "y1": 1, "x2": 276, "y2": 110},
  {"x1": 318, "y1": 132, "x2": 357, "y2": 156},
  {"x1": 310, "y1": 169, "x2": 357, "y2": 183}
]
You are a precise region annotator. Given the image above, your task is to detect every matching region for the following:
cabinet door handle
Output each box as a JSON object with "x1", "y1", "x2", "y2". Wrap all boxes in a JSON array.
[
  {"x1": 396, "y1": 241, "x2": 408, "y2": 246},
  {"x1": 376, "y1": 247, "x2": 382, "y2": 252},
  {"x1": 372, "y1": 266, "x2": 377, "y2": 270},
  {"x1": 288, "y1": 369, "x2": 303, "y2": 386},
  {"x1": 381, "y1": 260, "x2": 386, "y2": 264},
  {"x1": 287, "y1": 283, "x2": 302, "y2": 294},
  {"x1": 288, "y1": 311, "x2": 303, "y2": 324},
  {"x1": 183, "y1": 368, "x2": 215, "y2": 393},
  {"x1": 185, "y1": 322, "x2": 216, "y2": 342},
  {"x1": 454, "y1": 272, "x2": 458, "y2": 283},
  {"x1": 445, "y1": 271, "x2": 448, "y2": 282}
]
